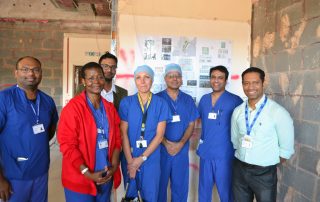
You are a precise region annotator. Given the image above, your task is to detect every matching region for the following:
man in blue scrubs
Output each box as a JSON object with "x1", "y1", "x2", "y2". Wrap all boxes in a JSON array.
[
  {"x1": 197, "y1": 65, "x2": 243, "y2": 202},
  {"x1": 157, "y1": 63, "x2": 199, "y2": 202},
  {"x1": 0, "y1": 56, "x2": 58, "y2": 202}
]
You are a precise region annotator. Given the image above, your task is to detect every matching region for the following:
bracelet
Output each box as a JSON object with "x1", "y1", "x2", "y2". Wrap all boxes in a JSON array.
[{"x1": 81, "y1": 167, "x2": 89, "y2": 174}]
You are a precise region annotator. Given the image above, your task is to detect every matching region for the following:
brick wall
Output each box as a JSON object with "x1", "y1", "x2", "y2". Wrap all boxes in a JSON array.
[
  {"x1": 0, "y1": 19, "x2": 110, "y2": 111},
  {"x1": 251, "y1": 0, "x2": 320, "y2": 201}
]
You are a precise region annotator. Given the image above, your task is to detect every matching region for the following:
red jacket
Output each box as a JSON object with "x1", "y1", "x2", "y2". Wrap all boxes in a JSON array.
[{"x1": 57, "y1": 92, "x2": 121, "y2": 195}]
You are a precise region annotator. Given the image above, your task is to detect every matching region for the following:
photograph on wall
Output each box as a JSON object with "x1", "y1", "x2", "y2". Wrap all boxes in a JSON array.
[{"x1": 143, "y1": 39, "x2": 157, "y2": 60}]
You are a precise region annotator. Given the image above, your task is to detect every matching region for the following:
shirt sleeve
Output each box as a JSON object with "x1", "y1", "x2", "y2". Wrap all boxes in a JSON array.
[
  {"x1": 188, "y1": 97, "x2": 200, "y2": 122},
  {"x1": 111, "y1": 104, "x2": 121, "y2": 150},
  {"x1": 57, "y1": 103, "x2": 85, "y2": 169},
  {"x1": 118, "y1": 98, "x2": 128, "y2": 122},
  {"x1": 50, "y1": 98, "x2": 59, "y2": 125},
  {"x1": 235, "y1": 96, "x2": 244, "y2": 108},
  {"x1": 197, "y1": 96, "x2": 204, "y2": 119},
  {"x1": 274, "y1": 107, "x2": 295, "y2": 159},
  {"x1": 231, "y1": 108, "x2": 240, "y2": 150},
  {"x1": 158, "y1": 98, "x2": 170, "y2": 123},
  {"x1": 0, "y1": 93, "x2": 7, "y2": 132}
]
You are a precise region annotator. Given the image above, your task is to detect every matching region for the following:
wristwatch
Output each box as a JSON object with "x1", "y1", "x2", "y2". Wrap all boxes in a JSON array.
[{"x1": 141, "y1": 155, "x2": 147, "y2": 161}]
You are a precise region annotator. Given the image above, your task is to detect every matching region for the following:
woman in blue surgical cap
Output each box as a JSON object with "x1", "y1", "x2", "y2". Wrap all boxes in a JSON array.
[{"x1": 119, "y1": 65, "x2": 170, "y2": 201}]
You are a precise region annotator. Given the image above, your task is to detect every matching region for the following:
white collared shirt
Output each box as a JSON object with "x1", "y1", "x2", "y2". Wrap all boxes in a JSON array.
[{"x1": 101, "y1": 83, "x2": 116, "y2": 103}]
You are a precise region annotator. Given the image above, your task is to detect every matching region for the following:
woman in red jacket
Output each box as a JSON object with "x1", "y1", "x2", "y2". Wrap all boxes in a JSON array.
[{"x1": 57, "y1": 62, "x2": 121, "y2": 202}]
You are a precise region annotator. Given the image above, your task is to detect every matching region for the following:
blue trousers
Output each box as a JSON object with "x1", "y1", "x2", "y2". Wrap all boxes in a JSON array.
[
  {"x1": 64, "y1": 181, "x2": 113, "y2": 202},
  {"x1": 198, "y1": 158, "x2": 233, "y2": 202},
  {"x1": 125, "y1": 160, "x2": 160, "y2": 202},
  {"x1": 7, "y1": 173, "x2": 48, "y2": 202},
  {"x1": 158, "y1": 145, "x2": 189, "y2": 202}
]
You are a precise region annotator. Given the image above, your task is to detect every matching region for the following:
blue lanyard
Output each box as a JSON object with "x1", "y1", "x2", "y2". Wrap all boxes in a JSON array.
[
  {"x1": 245, "y1": 96, "x2": 267, "y2": 136},
  {"x1": 87, "y1": 97, "x2": 106, "y2": 136},
  {"x1": 166, "y1": 91, "x2": 179, "y2": 114},
  {"x1": 29, "y1": 94, "x2": 41, "y2": 124}
]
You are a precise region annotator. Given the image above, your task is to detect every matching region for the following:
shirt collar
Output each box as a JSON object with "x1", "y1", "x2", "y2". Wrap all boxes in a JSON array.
[{"x1": 247, "y1": 94, "x2": 266, "y2": 110}]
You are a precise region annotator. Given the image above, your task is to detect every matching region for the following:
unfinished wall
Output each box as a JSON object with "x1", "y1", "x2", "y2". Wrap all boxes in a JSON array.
[
  {"x1": 0, "y1": 20, "x2": 110, "y2": 111},
  {"x1": 251, "y1": 0, "x2": 320, "y2": 201}
]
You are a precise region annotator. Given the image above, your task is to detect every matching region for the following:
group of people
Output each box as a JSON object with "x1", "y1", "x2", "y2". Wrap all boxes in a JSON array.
[{"x1": 0, "y1": 53, "x2": 294, "y2": 202}]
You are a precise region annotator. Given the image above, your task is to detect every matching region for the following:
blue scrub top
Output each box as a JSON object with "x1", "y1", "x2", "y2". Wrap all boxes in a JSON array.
[
  {"x1": 157, "y1": 90, "x2": 199, "y2": 151},
  {"x1": 86, "y1": 97, "x2": 110, "y2": 171},
  {"x1": 197, "y1": 91, "x2": 243, "y2": 160},
  {"x1": 0, "y1": 85, "x2": 58, "y2": 180},
  {"x1": 119, "y1": 93, "x2": 170, "y2": 160}
]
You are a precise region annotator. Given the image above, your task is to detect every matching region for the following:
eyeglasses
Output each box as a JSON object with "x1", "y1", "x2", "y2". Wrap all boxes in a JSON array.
[
  {"x1": 166, "y1": 74, "x2": 182, "y2": 79},
  {"x1": 101, "y1": 64, "x2": 117, "y2": 71},
  {"x1": 85, "y1": 76, "x2": 105, "y2": 82},
  {"x1": 18, "y1": 67, "x2": 41, "y2": 74}
]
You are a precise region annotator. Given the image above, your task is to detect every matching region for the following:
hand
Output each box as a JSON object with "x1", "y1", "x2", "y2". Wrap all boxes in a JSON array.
[
  {"x1": 104, "y1": 166, "x2": 116, "y2": 182},
  {"x1": 84, "y1": 168, "x2": 109, "y2": 185},
  {"x1": 164, "y1": 139, "x2": 183, "y2": 156},
  {"x1": 127, "y1": 157, "x2": 143, "y2": 179},
  {"x1": 280, "y1": 157, "x2": 287, "y2": 164},
  {"x1": 0, "y1": 177, "x2": 12, "y2": 201}
]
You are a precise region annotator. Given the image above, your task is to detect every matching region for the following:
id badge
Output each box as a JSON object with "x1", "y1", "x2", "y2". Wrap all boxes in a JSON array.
[
  {"x1": 136, "y1": 140, "x2": 147, "y2": 148},
  {"x1": 208, "y1": 112, "x2": 217, "y2": 120},
  {"x1": 172, "y1": 115, "x2": 180, "y2": 122},
  {"x1": 97, "y1": 128, "x2": 105, "y2": 134},
  {"x1": 98, "y1": 139, "x2": 108, "y2": 149},
  {"x1": 241, "y1": 135, "x2": 253, "y2": 148},
  {"x1": 32, "y1": 123, "x2": 45, "y2": 134}
]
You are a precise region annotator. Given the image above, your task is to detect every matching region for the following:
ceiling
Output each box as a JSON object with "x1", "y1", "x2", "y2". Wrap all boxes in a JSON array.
[
  {"x1": 50, "y1": 0, "x2": 112, "y2": 17},
  {"x1": 0, "y1": 0, "x2": 250, "y2": 23}
]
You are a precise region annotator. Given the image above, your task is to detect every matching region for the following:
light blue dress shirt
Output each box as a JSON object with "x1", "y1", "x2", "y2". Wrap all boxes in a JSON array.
[{"x1": 231, "y1": 95, "x2": 294, "y2": 166}]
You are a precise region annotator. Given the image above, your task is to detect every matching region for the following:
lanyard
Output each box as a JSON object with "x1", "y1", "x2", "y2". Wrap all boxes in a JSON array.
[
  {"x1": 87, "y1": 97, "x2": 107, "y2": 137},
  {"x1": 137, "y1": 93, "x2": 152, "y2": 114},
  {"x1": 137, "y1": 93, "x2": 152, "y2": 139},
  {"x1": 166, "y1": 90, "x2": 179, "y2": 114},
  {"x1": 29, "y1": 94, "x2": 40, "y2": 124},
  {"x1": 245, "y1": 96, "x2": 267, "y2": 136}
]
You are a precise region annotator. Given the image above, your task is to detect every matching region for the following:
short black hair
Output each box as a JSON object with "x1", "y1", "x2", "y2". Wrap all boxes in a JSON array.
[
  {"x1": 209, "y1": 65, "x2": 229, "y2": 80},
  {"x1": 98, "y1": 51, "x2": 118, "y2": 65},
  {"x1": 80, "y1": 62, "x2": 103, "y2": 79},
  {"x1": 241, "y1": 67, "x2": 265, "y2": 83},
  {"x1": 16, "y1": 56, "x2": 41, "y2": 70}
]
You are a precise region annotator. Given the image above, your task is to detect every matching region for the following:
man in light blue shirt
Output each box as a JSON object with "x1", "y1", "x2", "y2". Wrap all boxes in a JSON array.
[{"x1": 231, "y1": 67, "x2": 294, "y2": 202}]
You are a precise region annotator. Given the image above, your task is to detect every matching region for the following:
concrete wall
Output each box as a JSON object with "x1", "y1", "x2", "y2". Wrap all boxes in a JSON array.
[
  {"x1": 251, "y1": 0, "x2": 320, "y2": 201},
  {"x1": 0, "y1": 20, "x2": 110, "y2": 111}
]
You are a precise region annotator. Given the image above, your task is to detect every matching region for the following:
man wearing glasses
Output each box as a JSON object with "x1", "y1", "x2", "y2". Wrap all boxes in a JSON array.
[
  {"x1": 76, "y1": 52, "x2": 128, "y2": 111},
  {"x1": 0, "y1": 56, "x2": 58, "y2": 201},
  {"x1": 157, "y1": 63, "x2": 199, "y2": 202}
]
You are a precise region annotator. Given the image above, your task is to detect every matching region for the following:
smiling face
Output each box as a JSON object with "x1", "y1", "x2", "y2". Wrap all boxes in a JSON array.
[
  {"x1": 242, "y1": 72, "x2": 264, "y2": 104},
  {"x1": 134, "y1": 72, "x2": 153, "y2": 94},
  {"x1": 165, "y1": 71, "x2": 182, "y2": 90},
  {"x1": 210, "y1": 70, "x2": 227, "y2": 93},
  {"x1": 82, "y1": 67, "x2": 105, "y2": 96},
  {"x1": 15, "y1": 57, "x2": 42, "y2": 90}
]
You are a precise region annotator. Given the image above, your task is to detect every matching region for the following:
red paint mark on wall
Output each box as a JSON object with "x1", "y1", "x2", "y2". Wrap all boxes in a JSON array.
[
  {"x1": 119, "y1": 49, "x2": 127, "y2": 64},
  {"x1": 231, "y1": 74, "x2": 240, "y2": 80},
  {"x1": 116, "y1": 74, "x2": 134, "y2": 79},
  {"x1": 0, "y1": 83, "x2": 14, "y2": 88}
]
